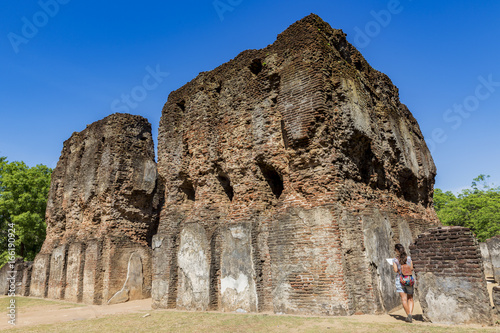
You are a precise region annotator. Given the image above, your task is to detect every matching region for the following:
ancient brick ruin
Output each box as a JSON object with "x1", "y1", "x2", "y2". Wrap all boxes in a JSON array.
[
  {"x1": 152, "y1": 14, "x2": 440, "y2": 315},
  {"x1": 30, "y1": 113, "x2": 161, "y2": 304},
  {"x1": 410, "y1": 226, "x2": 492, "y2": 325},
  {"x1": 26, "y1": 14, "x2": 499, "y2": 320}
]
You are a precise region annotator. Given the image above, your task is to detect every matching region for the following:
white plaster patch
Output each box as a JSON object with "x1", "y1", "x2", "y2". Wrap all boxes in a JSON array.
[
  {"x1": 425, "y1": 289, "x2": 469, "y2": 325},
  {"x1": 177, "y1": 226, "x2": 210, "y2": 302},
  {"x1": 152, "y1": 236, "x2": 163, "y2": 250},
  {"x1": 229, "y1": 226, "x2": 246, "y2": 240},
  {"x1": 221, "y1": 273, "x2": 249, "y2": 294}
]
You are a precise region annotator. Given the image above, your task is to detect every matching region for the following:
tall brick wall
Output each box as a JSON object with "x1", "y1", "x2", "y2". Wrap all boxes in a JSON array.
[
  {"x1": 152, "y1": 14, "x2": 440, "y2": 315},
  {"x1": 30, "y1": 114, "x2": 161, "y2": 304},
  {"x1": 410, "y1": 226, "x2": 492, "y2": 325}
]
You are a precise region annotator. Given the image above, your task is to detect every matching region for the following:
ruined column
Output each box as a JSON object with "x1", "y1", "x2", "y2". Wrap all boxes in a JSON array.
[{"x1": 31, "y1": 113, "x2": 162, "y2": 304}]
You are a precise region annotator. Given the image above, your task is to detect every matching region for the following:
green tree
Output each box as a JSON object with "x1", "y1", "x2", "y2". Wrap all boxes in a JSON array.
[
  {"x1": 0, "y1": 157, "x2": 52, "y2": 265},
  {"x1": 434, "y1": 175, "x2": 500, "y2": 242}
]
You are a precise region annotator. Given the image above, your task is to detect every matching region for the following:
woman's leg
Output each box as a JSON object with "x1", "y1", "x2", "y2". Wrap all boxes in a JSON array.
[
  {"x1": 407, "y1": 293, "x2": 414, "y2": 315},
  {"x1": 399, "y1": 292, "x2": 409, "y2": 315}
]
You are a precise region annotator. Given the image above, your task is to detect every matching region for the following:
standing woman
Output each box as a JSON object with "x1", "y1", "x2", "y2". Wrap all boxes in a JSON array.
[{"x1": 393, "y1": 243, "x2": 414, "y2": 323}]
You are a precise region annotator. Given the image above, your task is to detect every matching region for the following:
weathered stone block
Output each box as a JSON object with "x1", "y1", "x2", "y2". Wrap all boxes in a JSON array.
[
  {"x1": 65, "y1": 243, "x2": 84, "y2": 302},
  {"x1": 487, "y1": 236, "x2": 500, "y2": 283},
  {"x1": 221, "y1": 224, "x2": 257, "y2": 312},
  {"x1": 493, "y1": 286, "x2": 500, "y2": 316},
  {"x1": 151, "y1": 234, "x2": 172, "y2": 309},
  {"x1": 82, "y1": 240, "x2": 102, "y2": 304},
  {"x1": 19, "y1": 261, "x2": 33, "y2": 296},
  {"x1": 47, "y1": 245, "x2": 67, "y2": 299},
  {"x1": 30, "y1": 254, "x2": 51, "y2": 298},
  {"x1": 418, "y1": 273, "x2": 491, "y2": 324},
  {"x1": 176, "y1": 224, "x2": 210, "y2": 311},
  {"x1": 480, "y1": 242, "x2": 494, "y2": 278}
]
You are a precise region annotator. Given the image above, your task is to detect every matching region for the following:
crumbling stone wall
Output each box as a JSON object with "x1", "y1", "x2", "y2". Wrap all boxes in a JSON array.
[
  {"x1": 487, "y1": 235, "x2": 500, "y2": 283},
  {"x1": 410, "y1": 226, "x2": 492, "y2": 325},
  {"x1": 153, "y1": 14, "x2": 439, "y2": 315},
  {"x1": 30, "y1": 113, "x2": 161, "y2": 304}
]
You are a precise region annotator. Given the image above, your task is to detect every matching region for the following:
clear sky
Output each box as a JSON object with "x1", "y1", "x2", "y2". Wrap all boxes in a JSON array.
[{"x1": 1, "y1": 0, "x2": 499, "y2": 193}]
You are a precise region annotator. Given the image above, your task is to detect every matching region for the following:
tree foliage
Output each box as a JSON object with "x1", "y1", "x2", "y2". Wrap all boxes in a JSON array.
[
  {"x1": 434, "y1": 175, "x2": 500, "y2": 242},
  {"x1": 0, "y1": 157, "x2": 52, "y2": 265}
]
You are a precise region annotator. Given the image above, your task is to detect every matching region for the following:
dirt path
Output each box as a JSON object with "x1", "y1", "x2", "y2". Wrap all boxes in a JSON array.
[{"x1": 0, "y1": 297, "x2": 152, "y2": 330}]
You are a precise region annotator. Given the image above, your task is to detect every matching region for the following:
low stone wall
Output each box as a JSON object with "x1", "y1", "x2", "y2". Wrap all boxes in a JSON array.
[
  {"x1": 487, "y1": 236, "x2": 500, "y2": 283},
  {"x1": 410, "y1": 226, "x2": 492, "y2": 325}
]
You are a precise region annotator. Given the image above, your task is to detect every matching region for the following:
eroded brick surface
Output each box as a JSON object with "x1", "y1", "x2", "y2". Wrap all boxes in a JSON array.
[
  {"x1": 30, "y1": 113, "x2": 161, "y2": 304},
  {"x1": 153, "y1": 14, "x2": 440, "y2": 315}
]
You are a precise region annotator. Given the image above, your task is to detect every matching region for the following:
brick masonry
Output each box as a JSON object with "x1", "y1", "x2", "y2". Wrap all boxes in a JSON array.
[
  {"x1": 410, "y1": 226, "x2": 493, "y2": 325},
  {"x1": 29, "y1": 114, "x2": 162, "y2": 304},
  {"x1": 152, "y1": 14, "x2": 440, "y2": 315}
]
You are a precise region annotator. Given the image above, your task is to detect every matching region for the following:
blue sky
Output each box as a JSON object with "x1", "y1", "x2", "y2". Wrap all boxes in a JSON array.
[{"x1": 1, "y1": 0, "x2": 499, "y2": 193}]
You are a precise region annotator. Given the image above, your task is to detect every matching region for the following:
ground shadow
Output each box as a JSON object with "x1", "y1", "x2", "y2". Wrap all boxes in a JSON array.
[{"x1": 389, "y1": 314, "x2": 424, "y2": 322}]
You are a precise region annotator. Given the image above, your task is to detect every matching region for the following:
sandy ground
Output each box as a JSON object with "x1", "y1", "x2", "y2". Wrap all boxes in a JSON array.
[
  {"x1": 1, "y1": 297, "x2": 422, "y2": 330},
  {"x1": 0, "y1": 297, "x2": 152, "y2": 330},
  {"x1": 0, "y1": 280, "x2": 497, "y2": 331}
]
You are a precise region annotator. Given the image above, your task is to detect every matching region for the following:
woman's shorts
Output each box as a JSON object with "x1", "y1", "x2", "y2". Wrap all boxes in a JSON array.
[{"x1": 395, "y1": 277, "x2": 414, "y2": 295}]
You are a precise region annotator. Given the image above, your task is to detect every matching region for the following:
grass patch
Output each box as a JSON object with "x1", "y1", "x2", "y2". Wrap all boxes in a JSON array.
[
  {"x1": 0, "y1": 296, "x2": 84, "y2": 310},
  {"x1": 3, "y1": 309, "x2": 497, "y2": 333}
]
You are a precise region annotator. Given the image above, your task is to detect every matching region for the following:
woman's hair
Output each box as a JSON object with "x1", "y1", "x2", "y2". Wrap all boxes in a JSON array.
[{"x1": 395, "y1": 243, "x2": 407, "y2": 265}]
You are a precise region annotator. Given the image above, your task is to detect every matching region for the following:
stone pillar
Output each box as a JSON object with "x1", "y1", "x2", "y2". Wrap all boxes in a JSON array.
[
  {"x1": 30, "y1": 254, "x2": 51, "y2": 298},
  {"x1": 65, "y1": 243, "x2": 85, "y2": 302},
  {"x1": 47, "y1": 245, "x2": 68, "y2": 299},
  {"x1": 410, "y1": 226, "x2": 492, "y2": 325},
  {"x1": 82, "y1": 240, "x2": 103, "y2": 305}
]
